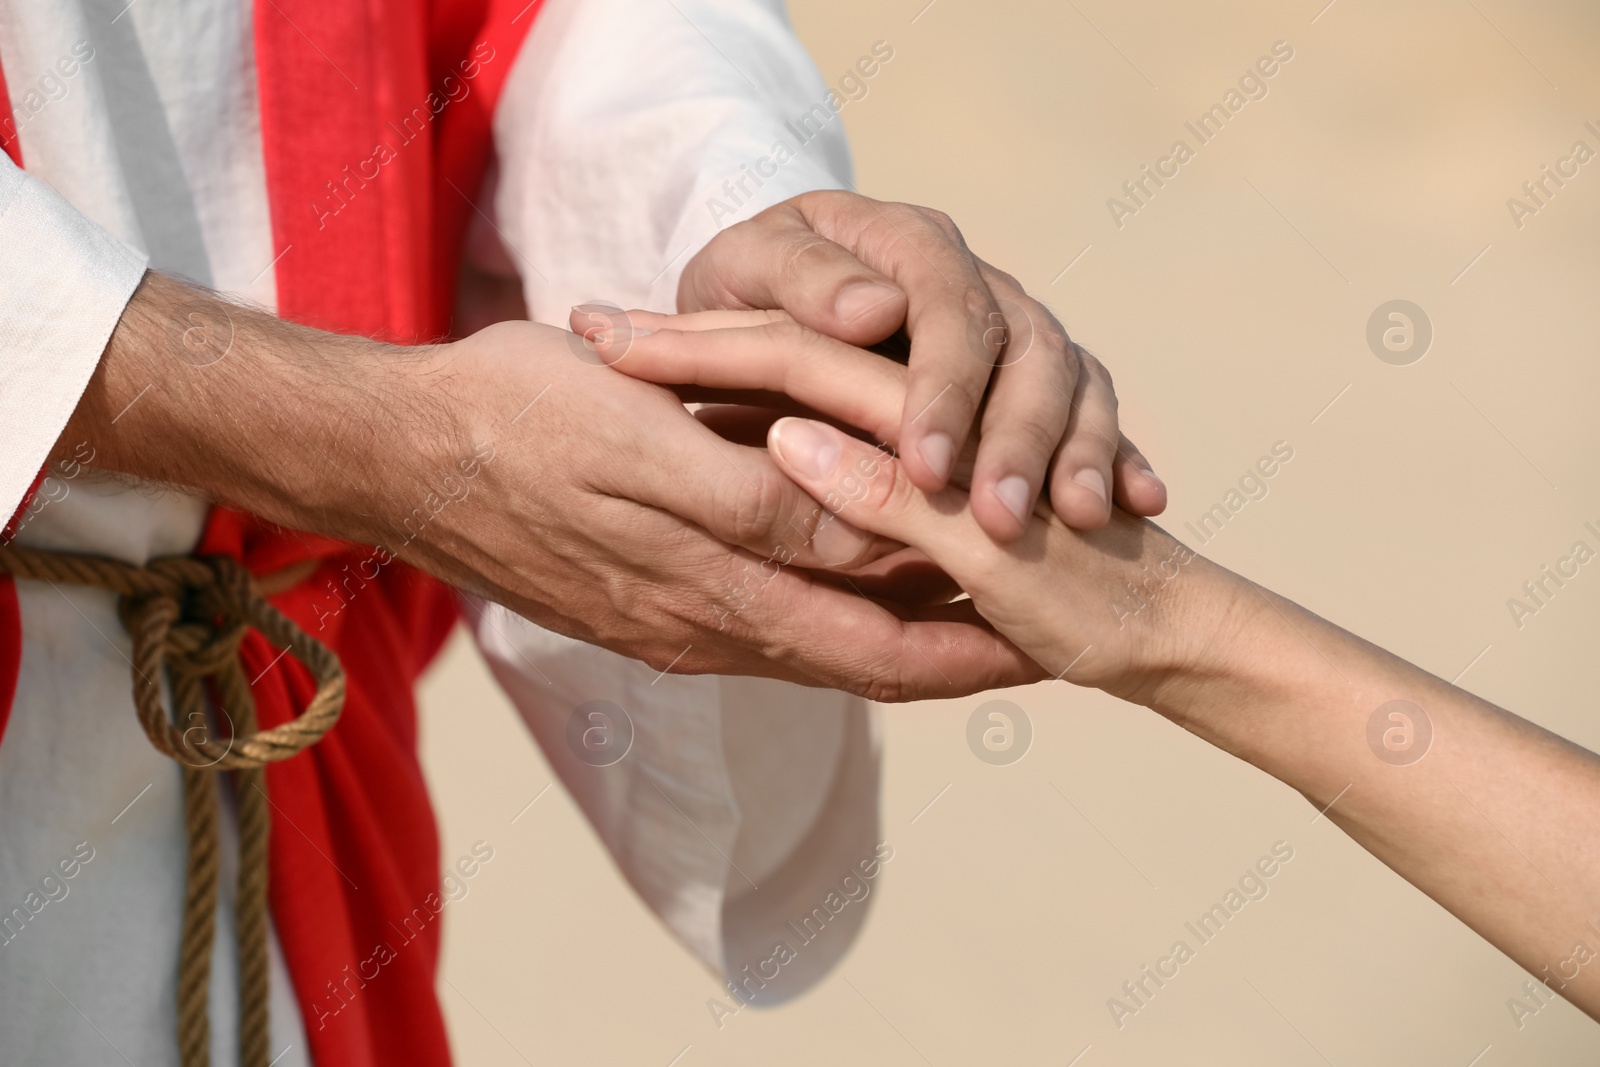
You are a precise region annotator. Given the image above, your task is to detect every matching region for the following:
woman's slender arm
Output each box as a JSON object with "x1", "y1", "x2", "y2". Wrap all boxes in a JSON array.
[
  {"x1": 594, "y1": 306, "x2": 1600, "y2": 1018},
  {"x1": 1157, "y1": 562, "x2": 1600, "y2": 1016},
  {"x1": 764, "y1": 414, "x2": 1600, "y2": 1020}
]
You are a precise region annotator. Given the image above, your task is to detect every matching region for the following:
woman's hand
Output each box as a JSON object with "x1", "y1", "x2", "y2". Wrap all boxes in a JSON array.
[
  {"x1": 572, "y1": 303, "x2": 1167, "y2": 538},
  {"x1": 571, "y1": 303, "x2": 1600, "y2": 1024},
  {"x1": 574, "y1": 305, "x2": 1212, "y2": 701},
  {"x1": 765, "y1": 415, "x2": 1230, "y2": 705}
]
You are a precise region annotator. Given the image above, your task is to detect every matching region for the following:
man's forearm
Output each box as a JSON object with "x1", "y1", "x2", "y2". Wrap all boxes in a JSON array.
[
  {"x1": 1152, "y1": 565, "x2": 1600, "y2": 1016},
  {"x1": 53, "y1": 272, "x2": 450, "y2": 546}
]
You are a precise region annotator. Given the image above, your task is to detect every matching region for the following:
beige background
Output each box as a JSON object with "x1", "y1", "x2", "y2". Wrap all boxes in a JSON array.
[{"x1": 419, "y1": 1, "x2": 1600, "y2": 1062}]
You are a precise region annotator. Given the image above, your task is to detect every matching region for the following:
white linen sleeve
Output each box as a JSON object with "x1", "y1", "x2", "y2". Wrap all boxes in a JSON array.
[
  {"x1": 490, "y1": 0, "x2": 853, "y2": 320},
  {"x1": 474, "y1": 0, "x2": 884, "y2": 1002},
  {"x1": 466, "y1": 598, "x2": 884, "y2": 1004},
  {"x1": 0, "y1": 153, "x2": 148, "y2": 519}
]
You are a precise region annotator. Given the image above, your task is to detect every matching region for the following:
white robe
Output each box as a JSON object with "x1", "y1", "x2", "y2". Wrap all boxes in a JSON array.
[{"x1": 0, "y1": 2, "x2": 879, "y2": 1063}]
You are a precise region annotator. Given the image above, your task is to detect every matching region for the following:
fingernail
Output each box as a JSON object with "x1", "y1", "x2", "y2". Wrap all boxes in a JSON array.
[
  {"x1": 1072, "y1": 467, "x2": 1107, "y2": 505},
  {"x1": 771, "y1": 418, "x2": 841, "y2": 480},
  {"x1": 917, "y1": 433, "x2": 954, "y2": 482},
  {"x1": 834, "y1": 282, "x2": 898, "y2": 324},
  {"x1": 1128, "y1": 455, "x2": 1165, "y2": 491},
  {"x1": 994, "y1": 475, "x2": 1031, "y2": 526},
  {"x1": 596, "y1": 327, "x2": 652, "y2": 345},
  {"x1": 572, "y1": 304, "x2": 617, "y2": 339},
  {"x1": 810, "y1": 512, "x2": 874, "y2": 566}
]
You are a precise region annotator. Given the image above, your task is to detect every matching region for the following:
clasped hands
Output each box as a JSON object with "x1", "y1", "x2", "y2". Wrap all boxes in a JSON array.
[
  {"x1": 80, "y1": 186, "x2": 1600, "y2": 1022},
  {"x1": 424, "y1": 191, "x2": 1178, "y2": 701},
  {"x1": 491, "y1": 189, "x2": 1193, "y2": 702},
  {"x1": 70, "y1": 191, "x2": 1186, "y2": 704}
]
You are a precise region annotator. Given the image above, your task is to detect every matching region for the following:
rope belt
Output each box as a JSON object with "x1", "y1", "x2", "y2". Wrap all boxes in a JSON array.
[{"x1": 0, "y1": 544, "x2": 346, "y2": 1067}]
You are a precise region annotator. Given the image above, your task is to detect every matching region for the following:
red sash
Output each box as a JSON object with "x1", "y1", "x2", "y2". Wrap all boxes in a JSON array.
[
  {"x1": 0, "y1": 70, "x2": 24, "y2": 749},
  {"x1": 1, "y1": 2, "x2": 545, "y2": 1062}
]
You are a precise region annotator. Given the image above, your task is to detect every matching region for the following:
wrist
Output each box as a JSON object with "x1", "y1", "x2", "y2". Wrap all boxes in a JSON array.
[
  {"x1": 1102, "y1": 530, "x2": 1264, "y2": 714},
  {"x1": 1134, "y1": 557, "x2": 1327, "y2": 758},
  {"x1": 61, "y1": 272, "x2": 446, "y2": 546}
]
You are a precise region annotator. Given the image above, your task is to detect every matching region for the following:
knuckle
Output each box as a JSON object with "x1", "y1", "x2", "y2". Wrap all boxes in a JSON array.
[
  {"x1": 862, "y1": 672, "x2": 908, "y2": 704},
  {"x1": 995, "y1": 413, "x2": 1062, "y2": 463},
  {"x1": 776, "y1": 232, "x2": 843, "y2": 285},
  {"x1": 761, "y1": 320, "x2": 813, "y2": 391},
  {"x1": 826, "y1": 446, "x2": 909, "y2": 519},
  {"x1": 944, "y1": 376, "x2": 987, "y2": 420},
  {"x1": 798, "y1": 188, "x2": 854, "y2": 214},
  {"x1": 714, "y1": 214, "x2": 765, "y2": 256},
  {"x1": 985, "y1": 294, "x2": 1062, "y2": 374},
  {"x1": 1033, "y1": 311, "x2": 1071, "y2": 354},
  {"x1": 876, "y1": 454, "x2": 927, "y2": 517},
  {"x1": 745, "y1": 200, "x2": 788, "y2": 229},
  {"x1": 966, "y1": 296, "x2": 1009, "y2": 364},
  {"x1": 968, "y1": 544, "x2": 1015, "y2": 598},
  {"x1": 719, "y1": 468, "x2": 790, "y2": 547},
  {"x1": 704, "y1": 550, "x2": 768, "y2": 633},
  {"x1": 986, "y1": 263, "x2": 1023, "y2": 291},
  {"x1": 962, "y1": 283, "x2": 1001, "y2": 323},
  {"x1": 1052, "y1": 440, "x2": 1111, "y2": 489},
  {"x1": 917, "y1": 206, "x2": 962, "y2": 242},
  {"x1": 1097, "y1": 376, "x2": 1120, "y2": 418},
  {"x1": 805, "y1": 189, "x2": 877, "y2": 237},
  {"x1": 911, "y1": 373, "x2": 983, "y2": 429},
  {"x1": 959, "y1": 528, "x2": 1006, "y2": 575},
  {"x1": 848, "y1": 638, "x2": 913, "y2": 703},
  {"x1": 682, "y1": 224, "x2": 752, "y2": 308},
  {"x1": 1078, "y1": 346, "x2": 1113, "y2": 386},
  {"x1": 763, "y1": 317, "x2": 811, "y2": 348},
  {"x1": 1005, "y1": 308, "x2": 1068, "y2": 368},
  {"x1": 1060, "y1": 418, "x2": 1118, "y2": 464}
]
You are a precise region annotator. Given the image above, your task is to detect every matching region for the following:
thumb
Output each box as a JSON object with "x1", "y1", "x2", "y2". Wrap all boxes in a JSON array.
[
  {"x1": 681, "y1": 207, "x2": 908, "y2": 345},
  {"x1": 768, "y1": 418, "x2": 973, "y2": 560}
]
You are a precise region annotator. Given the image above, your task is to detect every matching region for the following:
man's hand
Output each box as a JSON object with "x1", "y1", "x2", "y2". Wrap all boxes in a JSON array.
[
  {"x1": 581, "y1": 305, "x2": 1206, "y2": 698},
  {"x1": 677, "y1": 190, "x2": 1166, "y2": 540},
  {"x1": 61, "y1": 273, "x2": 1041, "y2": 701}
]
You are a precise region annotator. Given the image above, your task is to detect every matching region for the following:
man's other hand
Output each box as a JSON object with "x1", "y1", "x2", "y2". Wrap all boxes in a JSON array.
[
  {"x1": 63, "y1": 275, "x2": 1041, "y2": 702},
  {"x1": 678, "y1": 190, "x2": 1167, "y2": 541}
]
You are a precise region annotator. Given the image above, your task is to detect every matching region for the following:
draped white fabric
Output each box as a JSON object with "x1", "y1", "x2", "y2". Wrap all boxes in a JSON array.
[{"x1": 0, "y1": 1, "x2": 878, "y2": 1062}]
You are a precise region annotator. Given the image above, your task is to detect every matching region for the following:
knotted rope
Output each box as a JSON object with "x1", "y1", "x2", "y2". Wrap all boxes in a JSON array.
[{"x1": 0, "y1": 544, "x2": 345, "y2": 1067}]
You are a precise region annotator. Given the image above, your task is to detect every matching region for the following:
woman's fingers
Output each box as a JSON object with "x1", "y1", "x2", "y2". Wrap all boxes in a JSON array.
[
  {"x1": 767, "y1": 417, "x2": 978, "y2": 563},
  {"x1": 589, "y1": 309, "x2": 1000, "y2": 478},
  {"x1": 577, "y1": 305, "x2": 1164, "y2": 531},
  {"x1": 574, "y1": 306, "x2": 794, "y2": 338},
  {"x1": 588, "y1": 312, "x2": 909, "y2": 446}
]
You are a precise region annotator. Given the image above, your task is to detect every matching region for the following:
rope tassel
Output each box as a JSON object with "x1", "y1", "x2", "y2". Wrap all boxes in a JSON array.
[{"x1": 0, "y1": 545, "x2": 346, "y2": 1067}]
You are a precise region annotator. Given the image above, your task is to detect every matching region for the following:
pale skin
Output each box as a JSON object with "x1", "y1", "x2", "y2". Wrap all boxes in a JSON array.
[
  {"x1": 600, "y1": 308, "x2": 1600, "y2": 1022},
  {"x1": 45, "y1": 192, "x2": 1162, "y2": 700}
]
